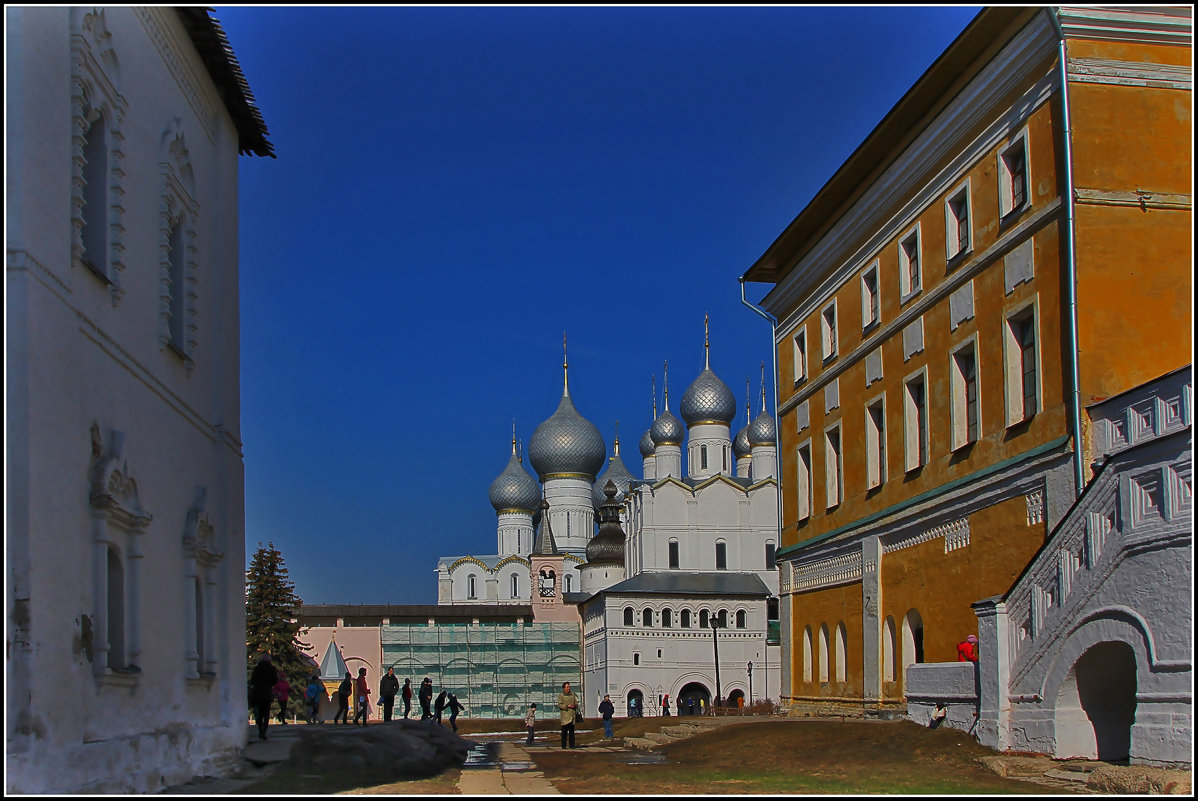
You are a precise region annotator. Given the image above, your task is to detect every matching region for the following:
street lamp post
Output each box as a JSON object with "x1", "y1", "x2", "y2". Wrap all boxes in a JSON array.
[
  {"x1": 710, "y1": 611, "x2": 722, "y2": 711},
  {"x1": 747, "y1": 661, "x2": 753, "y2": 709}
]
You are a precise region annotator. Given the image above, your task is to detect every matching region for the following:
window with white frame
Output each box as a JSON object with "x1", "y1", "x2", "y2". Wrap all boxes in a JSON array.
[
  {"x1": 681, "y1": 609, "x2": 691, "y2": 628},
  {"x1": 81, "y1": 110, "x2": 110, "y2": 279},
  {"x1": 951, "y1": 342, "x2": 980, "y2": 449},
  {"x1": 662, "y1": 608, "x2": 672, "y2": 628},
  {"x1": 824, "y1": 425, "x2": 842, "y2": 509},
  {"x1": 796, "y1": 443, "x2": 812, "y2": 521},
  {"x1": 818, "y1": 623, "x2": 830, "y2": 683},
  {"x1": 510, "y1": 574, "x2": 519, "y2": 598},
  {"x1": 715, "y1": 540, "x2": 727, "y2": 570},
  {"x1": 467, "y1": 574, "x2": 477, "y2": 599},
  {"x1": 668, "y1": 539, "x2": 679, "y2": 569},
  {"x1": 904, "y1": 372, "x2": 929, "y2": 471},
  {"x1": 1004, "y1": 305, "x2": 1039, "y2": 425},
  {"x1": 865, "y1": 397, "x2": 886, "y2": 490},
  {"x1": 624, "y1": 607, "x2": 634, "y2": 626},
  {"x1": 945, "y1": 183, "x2": 971, "y2": 262},
  {"x1": 700, "y1": 444, "x2": 708, "y2": 470},
  {"x1": 834, "y1": 622, "x2": 847, "y2": 682},
  {"x1": 999, "y1": 135, "x2": 1029, "y2": 219},
  {"x1": 793, "y1": 327, "x2": 808, "y2": 384},
  {"x1": 861, "y1": 262, "x2": 880, "y2": 329},
  {"x1": 899, "y1": 227, "x2": 922, "y2": 300},
  {"x1": 803, "y1": 626, "x2": 813, "y2": 682},
  {"x1": 821, "y1": 301, "x2": 838, "y2": 361},
  {"x1": 765, "y1": 542, "x2": 776, "y2": 569},
  {"x1": 643, "y1": 608, "x2": 653, "y2": 627}
]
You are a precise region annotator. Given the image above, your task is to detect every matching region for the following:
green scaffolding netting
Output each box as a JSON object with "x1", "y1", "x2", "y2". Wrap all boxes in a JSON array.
[{"x1": 381, "y1": 621, "x2": 581, "y2": 719}]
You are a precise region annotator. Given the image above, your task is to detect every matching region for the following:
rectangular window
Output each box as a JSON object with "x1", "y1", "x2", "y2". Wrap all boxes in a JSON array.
[
  {"x1": 168, "y1": 220, "x2": 186, "y2": 352},
  {"x1": 1005, "y1": 307, "x2": 1039, "y2": 425},
  {"x1": 865, "y1": 398, "x2": 886, "y2": 489},
  {"x1": 796, "y1": 443, "x2": 812, "y2": 522},
  {"x1": 945, "y1": 186, "x2": 970, "y2": 262},
  {"x1": 861, "y1": 263, "x2": 880, "y2": 329},
  {"x1": 899, "y1": 228, "x2": 921, "y2": 300},
  {"x1": 1000, "y1": 137, "x2": 1029, "y2": 218},
  {"x1": 821, "y1": 302, "x2": 838, "y2": 361},
  {"x1": 715, "y1": 541, "x2": 727, "y2": 570},
  {"x1": 904, "y1": 374, "x2": 928, "y2": 472},
  {"x1": 668, "y1": 540, "x2": 679, "y2": 569},
  {"x1": 825, "y1": 426, "x2": 842, "y2": 509},
  {"x1": 793, "y1": 328, "x2": 808, "y2": 384},
  {"x1": 951, "y1": 346, "x2": 980, "y2": 449}
]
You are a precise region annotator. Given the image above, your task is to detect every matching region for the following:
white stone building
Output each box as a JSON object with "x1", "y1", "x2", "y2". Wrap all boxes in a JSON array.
[
  {"x1": 435, "y1": 330, "x2": 782, "y2": 715},
  {"x1": 6, "y1": 7, "x2": 271, "y2": 793}
]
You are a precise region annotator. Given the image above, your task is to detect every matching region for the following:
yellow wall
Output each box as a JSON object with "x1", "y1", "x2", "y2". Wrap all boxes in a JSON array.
[{"x1": 789, "y1": 581, "x2": 863, "y2": 700}]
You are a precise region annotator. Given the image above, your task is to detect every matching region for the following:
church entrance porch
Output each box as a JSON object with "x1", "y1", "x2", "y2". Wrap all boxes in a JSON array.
[{"x1": 1054, "y1": 641, "x2": 1138, "y2": 762}]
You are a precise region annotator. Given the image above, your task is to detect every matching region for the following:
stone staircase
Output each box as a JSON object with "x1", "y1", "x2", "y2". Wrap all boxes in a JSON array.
[{"x1": 623, "y1": 719, "x2": 732, "y2": 750}]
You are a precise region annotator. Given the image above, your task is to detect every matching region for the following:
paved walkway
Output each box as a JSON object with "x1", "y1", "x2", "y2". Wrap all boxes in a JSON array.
[{"x1": 456, "y1": 742, "x2": 562, "y2": 794}]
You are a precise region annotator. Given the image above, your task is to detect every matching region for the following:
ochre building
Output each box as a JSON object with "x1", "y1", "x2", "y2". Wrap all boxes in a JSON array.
[{"x1": 740, "y1": 6, "x2": 1191, "y2": 717}]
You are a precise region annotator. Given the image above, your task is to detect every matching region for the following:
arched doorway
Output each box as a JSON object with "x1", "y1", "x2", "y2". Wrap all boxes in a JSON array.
[
  {"x1": 626, "y1": 688, "x2": 644, "y2": 717},
  {"x1": 677, "y1": 682, "x2": 711, "y2": 716},
  {"x1": 727, "y1": 688, "x2": 745, "y2": 709},
  {"x1": 1056, "y1": 641, "x2": 1138, "y2": 761}
]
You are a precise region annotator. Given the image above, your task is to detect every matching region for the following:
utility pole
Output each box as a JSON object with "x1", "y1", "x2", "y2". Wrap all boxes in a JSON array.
[
  {"x1": 710, "y1": 611, "x2": 722, "y2": 710},
  {"x1": 747, "y1": 660, "x2": 753, "y2": 708}
]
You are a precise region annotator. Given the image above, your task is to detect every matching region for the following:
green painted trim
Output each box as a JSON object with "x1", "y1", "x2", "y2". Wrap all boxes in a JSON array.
[{"x1": 777, "y1": 435, "x2": 1071, "y2": 559}]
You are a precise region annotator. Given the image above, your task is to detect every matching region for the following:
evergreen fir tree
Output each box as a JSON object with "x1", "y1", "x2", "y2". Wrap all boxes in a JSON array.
[{"x1": 245, "y1": 541, "x2": 312, "y2": 717}]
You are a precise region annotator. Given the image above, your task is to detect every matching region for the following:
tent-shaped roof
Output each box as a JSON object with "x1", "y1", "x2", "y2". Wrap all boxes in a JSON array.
[{"x1": 319, "y1": 637, "x2": 349, "y2": 682}]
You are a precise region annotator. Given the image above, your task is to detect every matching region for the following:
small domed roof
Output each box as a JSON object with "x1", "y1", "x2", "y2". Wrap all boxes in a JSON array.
[
  {"x1": 638, "y1": 428, "x2": 655, "y2": 458},
  {"x1": 732, "y1": 425, "x2": 752, "y2": 459},
  {"x1": 489, "y1": 443, "x2": 540, "y2": 513},
  {"x1": 585, "y1": 481, "x2": 626, "y2": 565},
  {"x1": 748, "y1": 410, "x2": 777, "y2": 446},
  {"x1": 528, "y1": 392, "x2": 606, "y2": 481},
  {"x1": 592, "y1": 440, "x2": 635, "y2": 511},
  {"x1": 680, "y1": 367, "x2": 737, "y2": 426},
  {"x1": 650, "y1": 409, "x2": 684, "y2": 446}
]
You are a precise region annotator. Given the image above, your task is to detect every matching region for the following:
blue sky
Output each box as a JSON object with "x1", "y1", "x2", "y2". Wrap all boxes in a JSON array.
[{"x1": 221, "y1": 5, "x2": 981, "y2": 605}]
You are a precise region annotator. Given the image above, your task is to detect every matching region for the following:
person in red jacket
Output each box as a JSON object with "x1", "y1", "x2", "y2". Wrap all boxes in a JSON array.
[
  {"x1": 956, "y1": 634, "x2": 979, "y2": 662},
  {"x1": 352, "y1": 667, "x2": 371, "y2": 726}
]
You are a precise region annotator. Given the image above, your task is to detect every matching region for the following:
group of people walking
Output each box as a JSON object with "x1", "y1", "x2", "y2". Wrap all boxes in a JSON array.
[{"x1": 248, "y1": 656, "x2": 466, "y2": 739}]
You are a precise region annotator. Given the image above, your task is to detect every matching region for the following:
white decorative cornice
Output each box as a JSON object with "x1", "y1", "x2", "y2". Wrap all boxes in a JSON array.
[
  {"x1": 1068, "y1": 57, "x2": 1192, "y2": 90},
  {"x1": 134, "y1": 7, "x2": 219, "y2": 142},
  {"x1": 793, "y1": 551, "x2": 863, "y2": 591},
  {"x1": 88, "y1": 424, "x2": 152, "y2": 532},
  {"x1": 883, "y1": 517, "x2": 971, "y2": 555},
  {"x1": 1057, "y1": 6, "x2": 1193, "y2": 46},
  {"x1": 1026, "y1": 489, "x2": 1045, "y2": 526}
]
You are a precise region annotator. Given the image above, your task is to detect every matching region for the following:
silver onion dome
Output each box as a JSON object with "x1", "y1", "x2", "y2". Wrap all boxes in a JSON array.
[
  {"x1": 488, "y1": 446, "x2": 541, "y2": 513},
  {"x1": 586, "y1": 481, "x2": 626, "y2": 565},
  {"x1": 592, "y1": 441, "x2": 635, "y2": 511},
  {"x1": 528, "y1": 393, "x2": 607, "y2": 480},
  {"x1": 639, "y1": 428, "x2": 655, "y2": 458},
  {"x1": 650, "y1": 409, "x2": 684, "y2": 446},
  {"x1": 679, "y1": 367, "x2": 737, "y2": 426},
  {"x1": 748, "y1": 409, "x2": 777, "y2": 446},
  {"x1": 732, "y1": 425, "x2": 752, "y2": 459}
]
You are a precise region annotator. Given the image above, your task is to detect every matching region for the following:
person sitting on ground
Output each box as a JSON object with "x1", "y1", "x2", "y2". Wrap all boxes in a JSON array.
[{"x1": 957, "y1": 634, "x2": 979, "y2": 663}]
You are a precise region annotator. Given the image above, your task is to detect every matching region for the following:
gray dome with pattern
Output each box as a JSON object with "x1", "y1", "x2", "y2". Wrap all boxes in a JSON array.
[
  {"x1": 639, "y1": 428, "x2": 655, "y2": 458},
  {"x1": 650, "y1": 408, "x2": 685, "y2": 446},
  {"x1": 528, "y1": 393, "x2": 606, "y2": 480},
  {"x1": 488, "y1": 448, "x2": 541, "y2": 513},
  {"x1": 748, "y1": 409, "x2": 777, "y2": 446},
  {"x1": 592, "y1": 445, "x2": 635, "y2": 511},
  {"x1": 679, "y1": 367, "x2": 737, "y2": 426},
  {"x1": 732, "y1": 425, "x2": 752, "y2": 459}
]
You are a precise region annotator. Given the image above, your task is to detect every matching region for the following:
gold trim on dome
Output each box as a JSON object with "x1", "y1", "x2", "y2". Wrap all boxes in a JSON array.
[
  {"x1": 540, "y1": 472, "x2": 597, "y2": 481},
  {"x1": 687, "y1": 420, "x2": 732, "y2": 428},
  {"x1": 496, "y1": 507, "x2": 536, "y2": 516}
]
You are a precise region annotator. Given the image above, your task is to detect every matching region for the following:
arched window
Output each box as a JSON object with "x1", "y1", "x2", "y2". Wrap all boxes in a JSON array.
[
  {"x1": 510, "y1": 574, "x2": 519, "y2": 599},
  {"x1": 715, "y1": 540, "x2": 727, "y2": 570},
  {"x1": 81, "y1": 110, "x2": 109, "y2": 277},
  {"x1": 662, "y1": 608, "x2": 673, "y2": 628},
  {"x1": 765, "y1": 542, "x2": 777, "y2": 569},
  {"x1": 106, "y1": 547, "x2": 125, "y2": 670},
  {"x1": 701, "y1": 444, "x2": 708, "y2": 469},
  {"x1": 467, "y1": 574, "x2": 477, "y2": 599},
  {"x1": 834, "y1": 622, "x2": 847, "y2": 682},
  {"x1": 642, "y1": 608, "x2": 653, "y2": 627},
  {"x1": 818, "y1": 623, "x2": 830, "y2": 683},
  {"x1": 668, "y1": 539, "x2": 679, "y2": 569},
  {"x1": 901, "y1": 609, "x2": 925, "y2": 683},
  {"x1": 624, "y1": 607, "x2": 634, "y2": 626},
  {"x1": 883, "y1": 616, "x2": 897, "y2": 682},
  {"x1": 699, "y1": 609, "x2": 709, "y2": 629},
  {"x1": 565, "y1": 573, "x2": 573, "y2": 593},
  {"x1": 681, "y1": 609, "x2": 691, "y2": 628},
  {"x1": 803, "y1": 626, "x2": 813, "y2": 682},
  {"x1": 735, "y1": 610, "x2": 747, "y2": 629},
  {"x1": 718, "y1": 609, "x2": 728, "y2": 628}
]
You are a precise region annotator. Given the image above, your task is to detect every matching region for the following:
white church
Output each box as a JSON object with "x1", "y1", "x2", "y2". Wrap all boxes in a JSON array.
[{"x1": 436, "y1": 330, "x2": 782, "y2": 714}]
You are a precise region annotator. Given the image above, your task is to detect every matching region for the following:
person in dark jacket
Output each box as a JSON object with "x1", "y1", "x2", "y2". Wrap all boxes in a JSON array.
[
  {"x1": 249, "y1": 653, "x2": 279, "y2": 741},
  {"x1": 401, "y1": 678, "x2": 413, "y2": 719},
  {"x1": 447, "y1": 693, "x2": 465, "y2": 732},
  {"x1": 334, "y1": 671, "x2": 353, "y2": 724},
  {"x1": 419, "y1": 677, "x2": 434, "y2": 721},
  {"x1": 434, "y1": 690, "x2": 448, "y2": 724},
  {"x1": 598, "y1": 694, "x2": 615, "y2": 740},
  {"x1": 379, "y1": 667, "x2": 400, "y2": 722}
]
